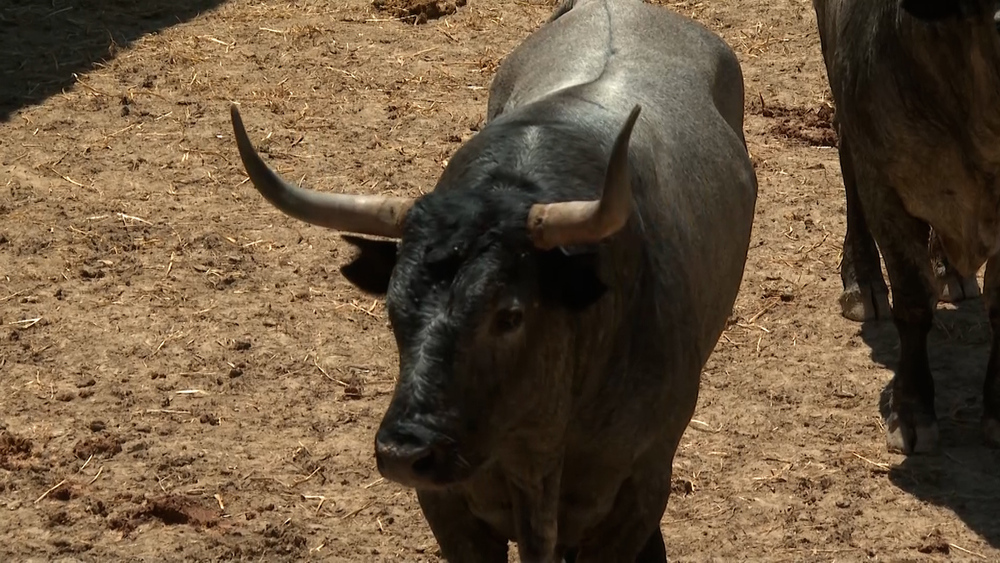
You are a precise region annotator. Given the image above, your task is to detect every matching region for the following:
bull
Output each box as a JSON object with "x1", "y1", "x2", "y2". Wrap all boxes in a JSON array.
[
  {"x1": 229, "y1": 0, "x2": 757, "y2": 559},
  {"x1": 813, "y1": 0, "x2": 1000, "y2": 453}
]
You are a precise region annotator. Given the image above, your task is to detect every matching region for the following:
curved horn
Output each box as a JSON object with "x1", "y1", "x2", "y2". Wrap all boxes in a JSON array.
[
  {"x1": 230, "y1": 103, "x2": 415, "y2": 239},
  {"x1": 527, "y1": 104, "x2": 642, "y2": 250}
]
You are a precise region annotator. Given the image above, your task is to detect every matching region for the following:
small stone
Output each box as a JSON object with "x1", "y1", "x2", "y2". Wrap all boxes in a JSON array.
[
  {"x1": 89, "y1": 420, "x2": 106, "y2": 432},
  {"x1": 199, "y1": 414, "x2": 220, "y2": 426},
  {"x1": 79, "y1": 267, "x2": 104, "y2": 280}
]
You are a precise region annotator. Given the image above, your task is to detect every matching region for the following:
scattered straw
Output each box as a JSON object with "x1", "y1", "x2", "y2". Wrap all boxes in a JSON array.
[
  {"x1": 302, "y1": 494, "x2": 326, "y2": 514},
  {"x1": 116, "y1": 212, "x2": 151, "y2": 225},
  {"x1": 71, "y1": 74, "x2": 109, "y2": 97},
  {"x1": 9, "y1": 317, "x2": 42, "y2": 328},
  {"x1": 341, "y1": 500, "x2": 374, "y2": 520},
  {"x1": 336, "y1": 299, "x2": 381, "y2": 319},
  {"x1": 689, "y1": 419, "x2": 721, "y2": 433},
  {"x1": 88, "y1": 467, "x2": 103, "y2": 485},
  {"x1": 292, "y1": 466, "x2": 323, "y2": 486},
  {"x1": 315, "y1": 359, "x2": 349, "y2": 387},
  {"x1": 0, "y1": 291, "x2": 25, "y2": 302},
  {"x1": 197, "y1": 35, "x2": 235, "y2": 48},
  {"x1": 747, "y1": 298, "x2": 780, "y2": 325},
  {"x1": 34, "y1": 479, "x2": 68, "y2": 504},
  {"x1": 48, "y1": 167, "x2": 90, "y2": 189},
  {"x1": 851, "y1": 452, "x2": 889, "y2": 471},
  {"x1": 663, "y1": 504, "x2": 733, "y2": 525},
  {"x1": 949, "y1": 543, "x2": 987, "y2": 559}
]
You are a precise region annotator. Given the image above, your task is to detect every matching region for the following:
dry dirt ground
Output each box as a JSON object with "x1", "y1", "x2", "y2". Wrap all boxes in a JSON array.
[{"x1": 2, "y1": 0, "x2": 1000, "y2": 561}]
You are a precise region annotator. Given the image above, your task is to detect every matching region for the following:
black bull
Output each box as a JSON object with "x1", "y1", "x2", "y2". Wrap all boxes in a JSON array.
[
  {"x1": 228, "y1": 0, "x2": 757, "y2": 560},
  {"x1": 814, "y1": 0, "x2": 1000, "y2": 455}
]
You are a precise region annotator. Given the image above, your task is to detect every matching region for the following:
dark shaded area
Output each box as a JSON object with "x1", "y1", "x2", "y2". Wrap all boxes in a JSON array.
[
  {"x1": 146, "y1": 495, "x2": 220, "y2": 527},
  {"x1": 860, "y1": 300, "x2": 1000, "y2": 548},
  {"x1": 372, "y1": 0, "x2": 468, "y2": 24},
  {"x1": 0, "y1": 428, "x2": 33, "y2": 470},
  {"x1": 0, "y1": 0, "x2": 228, "y2": 122},
  {"x1": 748, "y1": 97, "x2": 838, "y2": 148}
]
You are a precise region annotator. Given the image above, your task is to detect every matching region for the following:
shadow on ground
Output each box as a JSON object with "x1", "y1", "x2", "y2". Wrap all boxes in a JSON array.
[
  {"x1": 1, "y1": 0, "x2": 228, "y2": 122},
  {"x1": 860, "y1": 299, "x2": 1000, "y2": 548}
]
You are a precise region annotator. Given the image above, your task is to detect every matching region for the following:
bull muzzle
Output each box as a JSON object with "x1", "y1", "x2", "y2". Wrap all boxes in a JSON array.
[{"x1": 374, "y1": 422, "x2": 468, "y2": 489}]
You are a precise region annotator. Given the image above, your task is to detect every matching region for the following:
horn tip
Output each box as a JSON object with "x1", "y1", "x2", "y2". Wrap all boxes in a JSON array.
[
  {"x1": 628, "y1": 104, "x2": 642, "y2": 122},
  {"x1": 230, "y1": 103, "x2": 250, "y2": 145},
  {"x1": 230, "y1": 102, "x2": 243, "y2": 123}
]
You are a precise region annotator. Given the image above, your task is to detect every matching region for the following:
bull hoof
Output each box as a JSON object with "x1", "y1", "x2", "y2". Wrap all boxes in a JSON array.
[
  {"x1": 937, "y1": 274, "x2": 980, "y2": 303},
  {"x1": 983, "y1": 417, "x2": 1000, "y2": 448},
  {"x1": 886, "y1": 413, "x2": 939, "y2": 455},
  {"x1": 839, "y1": 284, "x2": 891, "y2": 322}
]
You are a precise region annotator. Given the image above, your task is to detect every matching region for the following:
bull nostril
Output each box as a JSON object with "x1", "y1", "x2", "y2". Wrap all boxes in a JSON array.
[{"x1": 410, "y1": 448, "x2": 437, "y2": 477}]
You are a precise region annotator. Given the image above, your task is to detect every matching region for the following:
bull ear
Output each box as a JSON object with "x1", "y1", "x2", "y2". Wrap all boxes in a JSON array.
[
  {"x1": 538, "y1": 248, "x2": 607, "y2": 311},
  {"x1": 900, "y1": 0, "x2": 977, "y2": 20},
  {"x1": 339, "y1": 235, "x2": 398, "y2": 295}
]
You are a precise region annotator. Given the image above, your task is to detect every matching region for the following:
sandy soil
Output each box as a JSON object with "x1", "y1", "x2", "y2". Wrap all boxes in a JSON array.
[{"x1": 2, "y1": 0, "x2": 1000, "y2": 561}]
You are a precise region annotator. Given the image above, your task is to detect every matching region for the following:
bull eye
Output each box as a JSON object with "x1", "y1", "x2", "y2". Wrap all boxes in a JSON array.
[{"x1": 493, "y1": 306, "x2": 524, "y2": 334}]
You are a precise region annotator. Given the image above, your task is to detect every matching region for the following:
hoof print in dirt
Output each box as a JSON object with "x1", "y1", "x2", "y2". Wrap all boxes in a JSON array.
[
  {"x1": 373, "y1": 0, "x2": 468, "y2": 24},
  {"x1": 918, "y1": 530, "x2": 951, "y2": 555},
  {"x1": 758, "y1": 101, "x2": 837, "y2": 147},
  {"x1": 146, "y1": 495, "x2": 220, "y2": 528},
  {"x1": 111, "y1": 495, "x2": 221, "y2": 536},
  {"x1": 0, "y1": 429, "x2": 33, "y2": 470},
  {"x1": 73, "y1": 434, "x2": 123, "y2": 460}
]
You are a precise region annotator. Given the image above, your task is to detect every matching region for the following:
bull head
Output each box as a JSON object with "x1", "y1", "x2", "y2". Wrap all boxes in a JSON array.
[{"x1": 229, "y1": 102, "x2": 641, "y2": 487}]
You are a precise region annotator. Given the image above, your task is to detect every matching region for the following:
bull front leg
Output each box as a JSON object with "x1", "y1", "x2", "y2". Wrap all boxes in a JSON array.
[
  {"x1": 416, "y1": 488, "x2": 509, "y2": 563},
  {"x1": 857, "y1": 172, "x2": 939, "y2": 454},
  {"x1": 981, "y1": 257, "x2": 1000, "y2": 447},
  {"x1": 570, "y1": 439, "x2": 675, "y2": 563},
  {"x1": 837, "y1": 130, "x2": 892, "y2": 321},
  {"x1": 508, "y1": 459, "x2": 563, "y2": 563},
  {"x1": 572, "y1": 474, "x2": 669, "y2": 563}
]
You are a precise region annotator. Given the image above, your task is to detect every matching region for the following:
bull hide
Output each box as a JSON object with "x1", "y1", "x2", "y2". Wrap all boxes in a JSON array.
[
  {"x1": 229, "y1": 0, "x2": 757, "y2": 560},
  {"x1": 813, "y1": 0, "x2": 1000, "y2": 454}
]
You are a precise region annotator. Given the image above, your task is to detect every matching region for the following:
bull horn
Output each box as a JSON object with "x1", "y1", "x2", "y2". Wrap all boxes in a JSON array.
[
  {"x1": 527, "y1": 104, "x2": 642, "y2": 250},
  {"x1": 230, "y1": 103, "x2": 415, "y2": 239}
]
